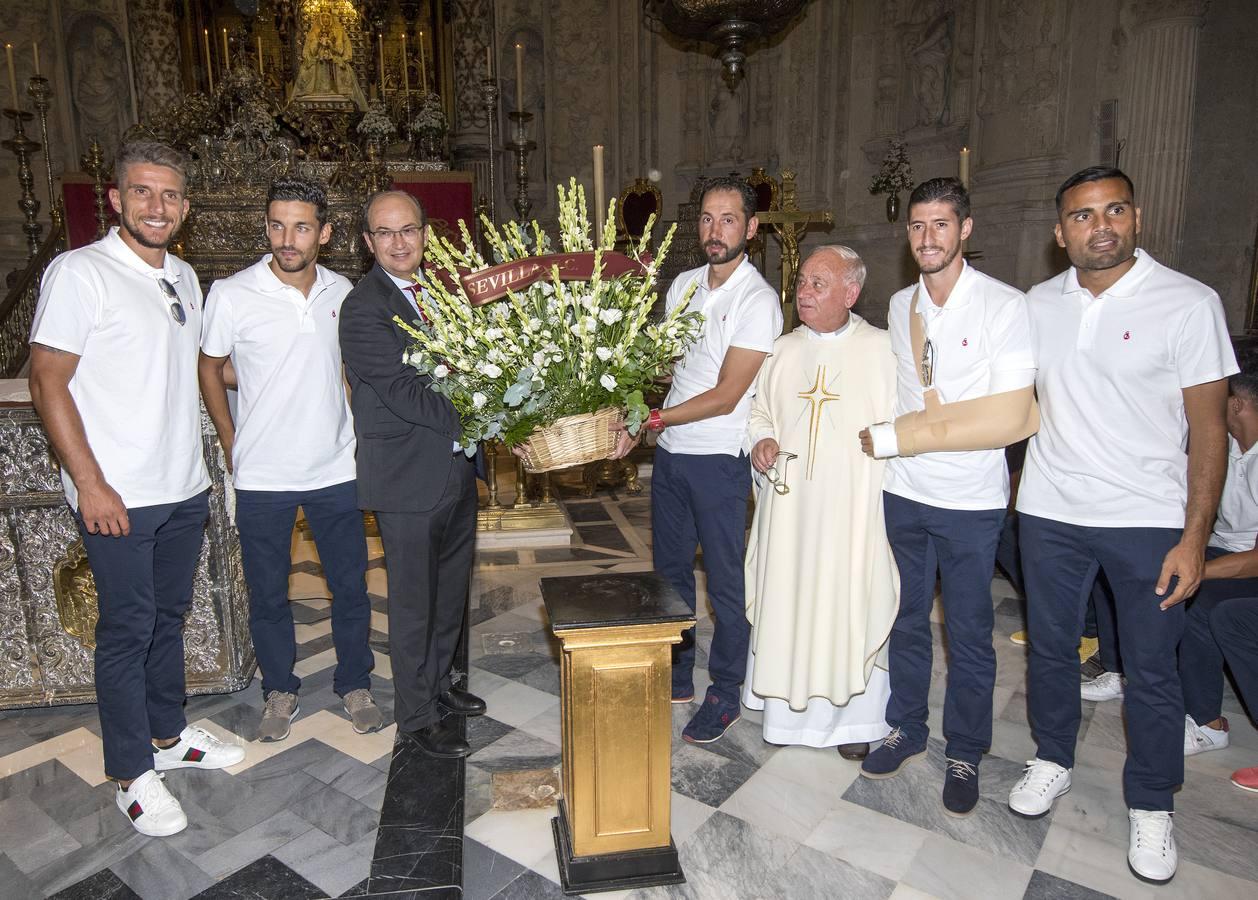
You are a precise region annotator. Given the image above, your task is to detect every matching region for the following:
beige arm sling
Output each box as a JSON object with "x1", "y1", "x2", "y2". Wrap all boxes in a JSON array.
[{"x1": 893, "y1": 288, "x2": 1039, "y2": 458}]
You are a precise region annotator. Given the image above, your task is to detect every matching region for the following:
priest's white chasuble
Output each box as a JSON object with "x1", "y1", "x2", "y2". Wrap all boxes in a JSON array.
[{"x1": 742, "y1": 316, "x2": 900, "y2": 746}]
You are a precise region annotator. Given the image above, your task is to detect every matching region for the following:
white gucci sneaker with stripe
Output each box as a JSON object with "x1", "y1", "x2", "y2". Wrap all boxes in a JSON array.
[
  {"x1": 116, "y1": 770, "x2": 187, "y2": 837},
  {"x1": 152, "y1": 724, "x2": 246, "y2": 770}
]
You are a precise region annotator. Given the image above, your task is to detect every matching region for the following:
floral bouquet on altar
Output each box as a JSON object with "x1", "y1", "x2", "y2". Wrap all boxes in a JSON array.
[{"x1": 397, "y1": 178, "x2": 703, "y2": 472}]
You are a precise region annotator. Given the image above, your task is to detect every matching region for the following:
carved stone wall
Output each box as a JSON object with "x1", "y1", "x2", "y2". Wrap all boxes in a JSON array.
[{"x1": 125, "y1": 0, "x2": 182, "y2": 122}]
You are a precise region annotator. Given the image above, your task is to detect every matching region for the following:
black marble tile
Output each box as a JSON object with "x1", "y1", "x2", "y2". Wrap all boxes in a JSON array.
[
  {"x1": 474, "y1": 651, "x2": 552, "y2": 680},
  {"x1": 466, "y1": 715, "x2": 515, "y2": 755},
  {"x1": 540, "y1": 572, "x2": 692, "y2": 630},
  {"x1": 1022, "y1": 869, "x2": 1116, "y2": 900},
  {"x1": 290, "y1": 601, "x2": 331, "y2": 624},
  {"x1": 575, "y1": 523, "x2": 632, "y2": 552},
  {"x1": 366, "y1": 556, "x2": 386, "y2": 570},
  {"x1": 290, "y1": 784, "x2": 379, "y2": 845},
  {"x1": 295, "y1": 632, "x2": 337, "y2": 659},
  {"x1": 190, "y1": 855, "x2": 325, "y2": 899},
  {"x1": 515, "y1": 662, "x2": 561, "y2": 697},
  {"x1": 478, "y1": 550, "x2": 522, "y2": 567},
  {"x1": 565, "y1": 502, "x2": 612, "y2": 523},
  {"x1": 489, "y1": 869, "x2": 568, "y2": 899},
  {"x1": 464, "y1": 838, "x2": 526, "y2": 900},
  {"x1": 368, "y1": 723, "x2": 466, "y2": 895},
  {"x1": 337, "y1": 877, "x2": 370, "y2": 897},
  {"x1": 0, "y1": 852, "x2": 41, "y2": 900},
  {"x1": 532, "y1": 547, "x2": 623, "y2": 563},
  {"x1": 290, "y1": 561, "x2": 324, "y2": 576},
  {"x1": 47, "y1": 868, "x2": 140, "y2": 900}
]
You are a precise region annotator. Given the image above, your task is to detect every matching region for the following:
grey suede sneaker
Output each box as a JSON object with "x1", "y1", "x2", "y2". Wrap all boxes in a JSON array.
[
  {"x1": 343, "y1": 689, "x2": 384, "y2": 734},
  {"x1": 259, "y1": 691, "x2": 299, "y2": 742}
]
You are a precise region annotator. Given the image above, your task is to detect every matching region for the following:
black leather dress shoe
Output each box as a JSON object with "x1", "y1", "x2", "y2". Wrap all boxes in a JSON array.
[
  {"x1": 405, "y1": 721, "x2": 471, "y2": 758},
  {"x1": 439, "y1": 687, "x2": 487, "y2": 717},
  {"x1": 838, "y1": 742, "x2": 870, "y2": 761}
]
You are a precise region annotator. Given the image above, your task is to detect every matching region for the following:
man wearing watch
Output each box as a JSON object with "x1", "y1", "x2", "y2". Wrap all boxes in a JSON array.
[{"x1": 612, "y1": 176, "x2": 782, "y2": 744}]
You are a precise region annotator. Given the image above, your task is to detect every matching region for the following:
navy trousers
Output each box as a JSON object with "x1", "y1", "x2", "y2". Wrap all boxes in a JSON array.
[
  {"x1": 79, "y1": 489, "x2": 209, "y2": 781},
  {"x1": 1021, "y1": 514, "x2": 1185, "y2": 811},
  {"x1": 883, "y1": 492, "x2": 1005, "y2": 765},
  {"x1": 651, "y1": 448, "x2": 752, "y2": 706},
  {"x1": 1211, "y1": 597, "x2": 1258, "y2": 724},
  {"x1": 235, "y1": 479, "x2": 373, "y2": 700},
  {"x1": 1179, "y1": 546, "x2": 1258, "y2": 724}
]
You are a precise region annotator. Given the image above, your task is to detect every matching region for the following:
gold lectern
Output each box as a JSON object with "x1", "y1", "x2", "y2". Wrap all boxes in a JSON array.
[{"x1": 540, "y1": 572, "x2": 693, "y2": 894}]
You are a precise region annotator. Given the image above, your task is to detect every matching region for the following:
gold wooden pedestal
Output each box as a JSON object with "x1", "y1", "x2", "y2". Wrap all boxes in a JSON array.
[{"x1": 540, "y1": 573, "x2": 693, "y2": 894}]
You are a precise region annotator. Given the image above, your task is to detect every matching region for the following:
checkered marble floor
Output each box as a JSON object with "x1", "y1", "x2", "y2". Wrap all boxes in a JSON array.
[{"x1": 3, "y1": 477, "x2": 1258, "y2": 899}]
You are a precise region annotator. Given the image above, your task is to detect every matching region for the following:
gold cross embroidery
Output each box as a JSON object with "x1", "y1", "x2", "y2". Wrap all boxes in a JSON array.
[{"x1": 798, "y1": 365, "x2": 842, "y2": 479}]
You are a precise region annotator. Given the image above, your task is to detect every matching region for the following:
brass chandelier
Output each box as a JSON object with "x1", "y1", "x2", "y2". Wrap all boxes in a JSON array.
[{"x1": 646, "y1": 0, "x2": 810, "y2": 86}]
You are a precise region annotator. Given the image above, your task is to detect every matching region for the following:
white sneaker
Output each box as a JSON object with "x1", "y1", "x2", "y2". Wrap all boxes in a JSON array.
[
  {"x1": 1128, "y1": 809, "x2": 1177, "y2": 883},
  {"x1": 1008, "y1": 758, "x2": 1072, "y2": 817},
  {"x1": 152, "y1": 724, "x2": 246, "y2": 770},
  {"x1": 1184, "y1": 715, "x2": 1230, "y2": 756},
  {"x1": 116, "y1": 770, "x2": 187, "y2": 837},
  {"x1": 1080, "y1": 671, "x2": 1124, "y2": 702}
]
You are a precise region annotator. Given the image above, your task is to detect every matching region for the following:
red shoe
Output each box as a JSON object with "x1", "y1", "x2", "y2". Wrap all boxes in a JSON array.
[{"x1": 1230, "y1": 766, "x2": 1258, "y2": 793}]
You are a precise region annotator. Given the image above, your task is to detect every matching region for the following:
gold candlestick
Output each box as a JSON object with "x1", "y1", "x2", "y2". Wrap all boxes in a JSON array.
[
  {"x1": 3, "y1": 108, "x2": 43, "y2": 256},
  {"x1": 26, "y1": 74, "x2": 62, "y2": 231},
  {"x1": 80, "y1": 138, "x2": 110, "y2": 240}
]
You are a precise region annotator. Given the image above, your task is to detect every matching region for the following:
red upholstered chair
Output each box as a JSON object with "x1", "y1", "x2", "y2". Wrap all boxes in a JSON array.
[{"x1": 616, "y1": 177, "x2": 664, "y2": 251}]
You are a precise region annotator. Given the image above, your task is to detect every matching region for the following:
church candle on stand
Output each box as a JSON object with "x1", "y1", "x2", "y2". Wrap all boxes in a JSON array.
[
  {"x1": 418, "y1": 31, "x2": 428, "y2": 94},
  {"x1": 593, "y1": 144, "x2": 605, "y2": 238},
  {"x1": 377, "y1": 33, "x2": 384, "y2": 88},
  {"x1": 221, "y1": 29, "x2": 229, "y2": 73},
  {"x1": 256, "y1": 36, "x2": 263, "y2": 75},
  {"x1": 203, "y1": 30, "x2": 214, "y2": 94},
  {"x1": 5, "y1": 44, "x2": 18, "y2": 109},
  {"x1": 514, "y1": 43, "x2": 524, "y2": 112},
  {"x1": 959, "y1": 147, "x2": 970, "y2": 190},
  {"x1": 32, "y1": 41, "x2": 39, "y2": 76},
  {"x1": 401, "y1": 33, "x2": 409, "y2": 94},
  {"x1": 485, "y1": 47, "x2": 492, "y2": 79}
]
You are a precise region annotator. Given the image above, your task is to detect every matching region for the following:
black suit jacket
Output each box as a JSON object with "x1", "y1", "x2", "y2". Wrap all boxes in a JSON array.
[{"x1": 339, "y1": 263, "x2": 464, "y2": 513}]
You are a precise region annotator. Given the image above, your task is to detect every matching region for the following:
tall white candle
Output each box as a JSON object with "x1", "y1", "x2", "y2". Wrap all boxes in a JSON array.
[
  {"x1": 32, "y1": 41, "x2": 39, "y2": 76},
  {"x1": 959, "y1": 146, "x2": 971, "y2": 190},
  {"x1": 419, "y1": 31, "x2": 428, "y2": 94},
  {"x1": 402, "y1": 32, "x2": 409, "y2": 94},
  {"x1": 5, "y1": 44, "x2": 18, "y2": 109},
  {"x1": 203, "y1": 29, "x2": 214, "y2": 94},
  {"x1": 514, "y1": 43, "x2": 524, "y2": 112},
  {"x1": 593, "y1": 144, "x2": 606, "y2": 239}
]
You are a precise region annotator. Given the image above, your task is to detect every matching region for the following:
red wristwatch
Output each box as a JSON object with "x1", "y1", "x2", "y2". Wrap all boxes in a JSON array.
[{"x1": 646, "y1": 408, "x2": 666, "y2": 431}]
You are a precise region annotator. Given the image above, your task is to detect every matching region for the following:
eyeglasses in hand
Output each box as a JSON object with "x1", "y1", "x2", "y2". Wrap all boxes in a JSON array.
[
  {"x1": 158, "y1": 278, "x2": 186, "y2": 326},
  {"x1": 765, "y1": 451, "x2": 798, "y2": 496}
]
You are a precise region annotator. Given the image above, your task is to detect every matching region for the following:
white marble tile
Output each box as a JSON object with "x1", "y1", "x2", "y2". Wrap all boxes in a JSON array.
[
  {"x1": 1035, "y1": 823, "x2": 1160, "y2": 900},
  {"x1": 755, "y1": 742, "x2": 861, "y2": 795},
  {"x1": 482, "y1": 680, "x2": 560, "y2": 729},
  {"x1": 804, "y1": 799, "x2": 930, "y2": 882},
  {"x1": 719, "y1": 767, "x2": 834, "y2": 843},
  {"x1": 464, "y1": 806, "x2": 559, "y2": 868},
  {"x1": 901, "y1": 833, "x2": 1033, "y2": 900},
  {"x1": 0, "y1": 727, "x2": 106, "y2": 786},
  {"x1": 888, "y1": 885, "x2": 943, "y2": 900},
  {"x1": 515, "y1": 703, "x2": 562, "y2": 745}
]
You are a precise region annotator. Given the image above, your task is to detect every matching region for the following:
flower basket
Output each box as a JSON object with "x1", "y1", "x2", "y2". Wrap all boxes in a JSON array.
[
  {"x1": 517, "y1": 406, "x2": 621, "y2": 473},
  {"x1": 395, "y1": 178, "x2": 704, "y2": 472}
]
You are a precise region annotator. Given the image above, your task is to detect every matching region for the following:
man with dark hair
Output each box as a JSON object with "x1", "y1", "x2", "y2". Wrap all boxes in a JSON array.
[
  {"x1": 858, "y1": 176, "x2": 1037, "y2": 818},
  {"x1": 612, "y1": 175, "x2": 782, "y2": 744},
  {"x1": 1054, "y1": 165, "x2": 1136, "y2": 213},
  {"x1": 200, "y1": 176, "x2": 380, "y2": 742},
  {"x1": 1177, "y1": 344, "x2": 1258, "y2": 756},
  {"x1": 339, "y1": 190, "x2": 483, "y2": 759},
  {"x1": 29, "y1": 140, "x2": 244, "y2": 837},
  {"x1": 1011, "y1": 167, "x2": 1235, "y2": 884}
]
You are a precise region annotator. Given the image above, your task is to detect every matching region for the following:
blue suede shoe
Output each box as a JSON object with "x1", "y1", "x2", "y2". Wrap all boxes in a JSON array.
[
  {"x1": 860, "y1": 727, "x2": 927, "y2": 779},
  {"x1": 942, "y1": 758, "x2": 980, "y2": 817},
  {"x1": 682, "y1": 692, "x2": 740, "y2": 743}
]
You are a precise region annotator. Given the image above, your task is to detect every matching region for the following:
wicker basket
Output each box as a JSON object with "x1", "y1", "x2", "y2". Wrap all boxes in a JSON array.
[{"x1": 518, "y1": 407, "x2": 622, "y2": 473}]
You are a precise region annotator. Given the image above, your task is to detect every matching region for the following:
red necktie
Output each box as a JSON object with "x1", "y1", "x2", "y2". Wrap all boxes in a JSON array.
[{"x1": 404, "y1": 282, "x2": 429, "y2": 324}]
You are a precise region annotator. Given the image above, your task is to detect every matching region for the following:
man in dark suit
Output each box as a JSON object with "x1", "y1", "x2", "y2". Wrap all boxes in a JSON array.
[{"x1": 339, "y1": 190, "x2": 484, "y2": 758}]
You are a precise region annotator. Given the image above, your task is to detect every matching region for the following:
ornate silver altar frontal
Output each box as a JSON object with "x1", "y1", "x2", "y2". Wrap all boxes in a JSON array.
[{"x1": 0, "y1": 403, "x2": 255, "y2": 710}]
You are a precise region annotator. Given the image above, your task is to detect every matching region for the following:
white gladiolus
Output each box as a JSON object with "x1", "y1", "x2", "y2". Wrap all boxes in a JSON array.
[
  {"x1": 595, "y1": 346, "x2": 613, "y2": 361},
  {"x1": 485, "y1": 327, "x2": 503, "y2": 340},
  {"x1": 600, "y1": 373, "x2": 616, "y2": 391},
  {"x1": 472, "y1": 392, "x2": 487, "y2": 408},
  {"x1": 599, "y1": 308, "x2": 624, "y2": 325}
]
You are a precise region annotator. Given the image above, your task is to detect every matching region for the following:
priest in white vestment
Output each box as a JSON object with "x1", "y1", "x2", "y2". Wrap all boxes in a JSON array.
[{"x1": 742, "y1": 245, "x2": 899, "y2": 758}]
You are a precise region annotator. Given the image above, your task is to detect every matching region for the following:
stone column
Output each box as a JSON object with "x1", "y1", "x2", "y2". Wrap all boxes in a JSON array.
[
  {"x1": 450, "y1": 0, "x2": 495, "y2": 203},
  {"x1": 1120, "y1": 0, "x2": 1207, "y2": 267},
  {"x1": 127, "y1": 0, "x2": 184, "y2": 122}
]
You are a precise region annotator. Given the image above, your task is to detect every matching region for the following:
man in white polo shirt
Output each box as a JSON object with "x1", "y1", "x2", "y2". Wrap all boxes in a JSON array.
[
  {"x1": 613, "y1": 176, "x2": 782, "y2": 744},
  {"x1": 200, "y1": 176, "x2": 381, "y2": 743},
  {"x1": 857, "y1": 177, "x2": 1036, "y2": 819},
  {"x1": 28, "y1": 141, "x2": 244, "y2": 838},
  {"x1": 1009, "y1": 167, "x2": 1236, "y2": 884},
  {"x1": 1177, "y1": 345, "x2": 1258, "y2": 756}
]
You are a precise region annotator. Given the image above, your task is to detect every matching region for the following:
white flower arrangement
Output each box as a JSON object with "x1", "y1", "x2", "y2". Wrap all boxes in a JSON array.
[
  {"x1": 357, "y1": 99, "x2": 396, "y2": 143},
  {"x1": 397, "y1": 178, "x2": 703, "y2": 454}
]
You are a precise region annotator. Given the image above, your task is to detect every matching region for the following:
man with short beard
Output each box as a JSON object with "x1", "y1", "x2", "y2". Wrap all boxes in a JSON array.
[
  {"x1": 29, "y1": 141, "x2": 244, "y2": 837},
  {"x1": 613, "y1": 176, "x2": 782, "y2": 744},
  {"x1": 1010, "y1": 167, "x2": 1235, "y2": 884},
  {"x1": 200, "y1": 176, "x2": 380, "y2": 743},
  {"x1": 857, "y1": 177, "x2": 1035, "y2": 818}
]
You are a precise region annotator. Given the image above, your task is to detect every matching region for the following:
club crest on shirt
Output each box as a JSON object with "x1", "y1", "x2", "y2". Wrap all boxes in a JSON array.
[
  {"x1": 1123, "y1": 330, "x2": 1131, "y2": 341},
  {"x1": 961, "y1": 338, "x2": 968, "y2": 347}
]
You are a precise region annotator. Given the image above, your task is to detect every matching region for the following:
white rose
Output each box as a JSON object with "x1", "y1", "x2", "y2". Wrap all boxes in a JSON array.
[
  {"x1": 595, "y1": 346, "x2": 613, "y2": 362},
  {"x1": 485, "y1": 327, "x2": 503, "y2": 340},
  {"x1": 529, "y1": 318, "x2": 542, "y2": 330},
  {"x1": 599, "y1": 373, "x2": 617, "y2": 391},
  {"x1": 599, "y1": 308, "x2": 624, "y2": 325},
  {"x1": 481, "y1": 363, "x2": 503, "y2": 379},
  {"x1": 533, "y1": 351, "x2": 546, "y2": 367},
  {"x1": 472, "y1": 391, "x2": 487, "y2": 409},
  {"x1": 433, "y1": 364, "x2": 449, "y2": 378}
]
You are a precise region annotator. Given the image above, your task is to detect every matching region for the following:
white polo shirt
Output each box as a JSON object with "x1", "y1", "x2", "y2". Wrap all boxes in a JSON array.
[
  {"x1": 1210, "y1": 436, "x2": 1258, "y2": 552},
  {"x1": 29, "y1": 227, "x2": 210, "y2": 510},
  {"x1": 883, "y1": 262, "x2": 1035, "y2": 510},
  {"x1": 1017, "y1": 250, "x2": 1238, "y2": 529},
  {"x1": 201, "y1": 256, "x2": 356, "y2": 491},
  {"x1": 658, "y1": 257, "x2": 782, "y2": 457}
]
